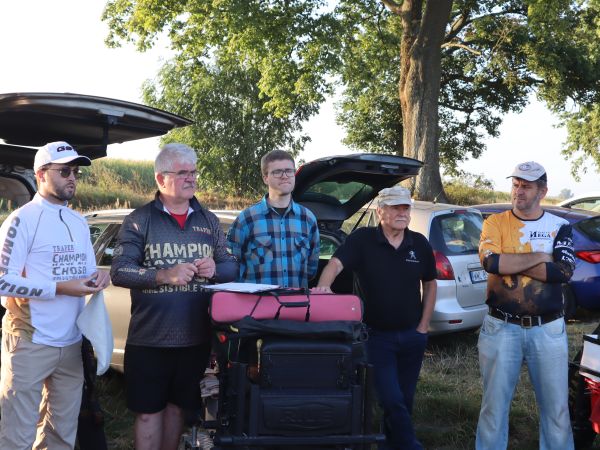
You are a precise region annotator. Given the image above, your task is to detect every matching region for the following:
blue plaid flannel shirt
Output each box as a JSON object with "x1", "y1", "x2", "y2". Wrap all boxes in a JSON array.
[{"x1": 227, "y1": 196, "x2": 320, "y2": 288}]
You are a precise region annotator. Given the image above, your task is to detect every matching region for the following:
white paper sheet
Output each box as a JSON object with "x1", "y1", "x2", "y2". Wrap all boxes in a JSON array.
[{"x1": 202, "y1": 282, "x2": 280, "y2": 293}]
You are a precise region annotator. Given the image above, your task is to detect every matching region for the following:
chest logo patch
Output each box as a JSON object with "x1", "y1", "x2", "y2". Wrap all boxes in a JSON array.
[
  {"x1": 406, "y1": 250, "x2": 419, "y2": 263},
  {"x1": 529, "y1": 230, "x2": 552, "y2": 240}
]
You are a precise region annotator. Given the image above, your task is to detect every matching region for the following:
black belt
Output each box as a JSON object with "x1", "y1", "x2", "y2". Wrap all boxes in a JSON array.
[{"x1": 488, "y1": 307, "x2": 563, "y2": 328}]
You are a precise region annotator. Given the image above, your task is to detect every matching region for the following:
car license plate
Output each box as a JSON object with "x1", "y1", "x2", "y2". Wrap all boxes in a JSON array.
[{"x1": 469, "y1": 269, "x2": 488, "y2": 284}]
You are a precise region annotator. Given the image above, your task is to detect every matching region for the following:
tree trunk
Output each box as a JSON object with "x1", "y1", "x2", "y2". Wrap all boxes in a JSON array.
[{"x1": 397, "y1": 0, "x2": 453, "y2": 201}]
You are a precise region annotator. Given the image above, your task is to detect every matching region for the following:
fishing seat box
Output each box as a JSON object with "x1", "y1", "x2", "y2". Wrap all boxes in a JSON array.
[{"x1": 249, "y1": 337, "x2": 361, "y2": 436}]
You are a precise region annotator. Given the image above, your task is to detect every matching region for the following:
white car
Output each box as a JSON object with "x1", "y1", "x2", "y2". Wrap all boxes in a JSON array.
[{"x1": 558, "y1": 191, "x2": 600, "y2": 212}]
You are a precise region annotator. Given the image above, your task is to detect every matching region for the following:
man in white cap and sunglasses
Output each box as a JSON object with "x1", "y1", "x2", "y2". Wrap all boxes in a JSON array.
[
  {"x1": 476, "y1": 161, "x2": 575, "y2": 449},
  {"x1": 0, "y1": 141, "x2": 110, "y2": 449},
  {"x1": 315, "y1": 185, "x2": 437, "y2": 450}
]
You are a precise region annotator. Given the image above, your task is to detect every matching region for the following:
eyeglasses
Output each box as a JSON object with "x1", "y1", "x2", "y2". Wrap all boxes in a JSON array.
[
  {"x1": 162, "y1": 170, "x2": 198, "y2": 180},
  {"x1": 269, "y1": 168, "x2": 296, "y2": 178},
  {"x1": 44, "y1": 167, "x2": 83, "y2": 179}
]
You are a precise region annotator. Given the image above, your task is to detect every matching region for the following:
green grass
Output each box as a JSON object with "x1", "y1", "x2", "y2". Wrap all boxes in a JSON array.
[
  {"x1": 95, "y1": 316, "x2": 600, "y2": 449},
  {"x1": 93, "y1": 372, "x2": 134, "y2": 449},
  {"x1": 414, "y1": 314, "x2": 600, "y2": 450},
  {"x1": 74, "y1": 159, "x2": 156, "y2": 211},
  {"x1": 0, "y1": 159, "x2": 256, "y2": 215}
]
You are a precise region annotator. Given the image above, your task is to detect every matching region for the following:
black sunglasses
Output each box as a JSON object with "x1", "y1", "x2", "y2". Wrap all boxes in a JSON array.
[{"x1": 44, "y1": 167, "x2": 83, "y2": 179}]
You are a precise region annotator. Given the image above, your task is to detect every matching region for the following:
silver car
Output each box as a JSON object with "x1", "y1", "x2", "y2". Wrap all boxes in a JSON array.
[{"x1": 409, "y1": 202, "x2": 487, "y2": 333}]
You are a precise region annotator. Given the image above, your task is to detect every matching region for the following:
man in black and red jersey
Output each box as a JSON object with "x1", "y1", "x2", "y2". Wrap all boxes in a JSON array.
[
  {"x1": 111, "y1": 143, "x2": 237, "y2": 450},
  {"x1": 476, "y1": 161, "x2": 576, "y2": 450}
]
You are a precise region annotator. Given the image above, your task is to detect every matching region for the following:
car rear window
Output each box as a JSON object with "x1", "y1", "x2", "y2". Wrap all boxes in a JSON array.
[
  {"x1": 429, "y1": 211, "x2": 483, "y2": 255},
  {"x1": 304, "y1": 181, "x2": 374, "y2": 206},
  {"x1": 575, "y1": 216, "x2": 600, "y2": 242}
]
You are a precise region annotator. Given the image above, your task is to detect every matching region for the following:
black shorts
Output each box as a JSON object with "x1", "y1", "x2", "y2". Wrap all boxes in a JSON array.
[{"x1": 124, "y1": 343, "x2": 211, "y2": 414}]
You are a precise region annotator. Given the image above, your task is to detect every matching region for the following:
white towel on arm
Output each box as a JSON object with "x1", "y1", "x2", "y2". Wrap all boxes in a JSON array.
[{"x1": 76, "y1": 291, "x2": 114, "y2": 375}]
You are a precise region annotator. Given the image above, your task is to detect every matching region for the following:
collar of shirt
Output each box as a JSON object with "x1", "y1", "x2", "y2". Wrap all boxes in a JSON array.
[
  {"x1": 152, "y1": 191, "x2": 203, "y2": 215},
  {"x1": 375, "y1": 224, "x2": 414, "y2": 250},
  {"x1": 259, "y1": 195, "x2": 299, "y2": 217}
]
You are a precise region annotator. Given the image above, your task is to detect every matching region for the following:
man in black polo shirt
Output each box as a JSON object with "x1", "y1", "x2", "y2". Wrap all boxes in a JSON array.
[{"x1": 315, "y1": 186, "x2": 437, "y2": 450}]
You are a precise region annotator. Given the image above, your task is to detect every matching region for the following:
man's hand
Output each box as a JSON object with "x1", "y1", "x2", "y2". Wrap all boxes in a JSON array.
[
  {"x1": 313, "y1": 257, "x2": 344, "y2": 295},
  {"x1": 56, "y1": 270, "x2": 111, "y2": 297},
  {"x1": 156, "y1": 263, "x2": 199, "y2": 286},
  {"x1": 85, "y1": 270, "x2": 111, "y2": 289},
  {"x1": 194, "y1": 257, "x2": 216, "y2": 279},
  {"x1": 498, "y1": 251, "x2": 553, "y2": 275},
  {"x1": 311, "y1": 286, "x2": 333, "y2": 294},
  {"x1": 416, "y1": 323, "x2": 429, "y2": 334}
]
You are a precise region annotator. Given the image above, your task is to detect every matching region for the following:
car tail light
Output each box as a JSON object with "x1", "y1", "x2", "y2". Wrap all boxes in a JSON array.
[
  {"x1": 434, "y1": 250, "x2": 455, "y2": 280},
  {"x1": 576, "y1": 250, "x2": 600, "y2": 263}
]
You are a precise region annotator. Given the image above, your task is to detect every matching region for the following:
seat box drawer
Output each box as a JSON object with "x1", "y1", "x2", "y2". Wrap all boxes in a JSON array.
[
  {"x1": 259, "y1": 339, "x2": 354, "y2": 389},
  {"x1": 256, "y1": 390, "x2": 356, "y2": 436}
]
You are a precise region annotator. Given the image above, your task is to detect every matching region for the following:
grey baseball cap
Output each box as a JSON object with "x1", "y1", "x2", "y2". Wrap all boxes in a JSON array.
[
  {"x1": 377, "y1": 186, "x2": 413, "y2": 206},
  {"x1": 507, "y1": 161, "x2": 547, "y2": 182}
]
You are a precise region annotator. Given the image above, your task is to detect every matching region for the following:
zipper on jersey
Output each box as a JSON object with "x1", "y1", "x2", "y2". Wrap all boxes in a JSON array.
[{"x1": 59, "y1": 209, "x2": 74, "y2": 242}]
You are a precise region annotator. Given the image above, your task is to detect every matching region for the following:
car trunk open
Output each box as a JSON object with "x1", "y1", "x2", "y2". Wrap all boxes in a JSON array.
[
  {"x1": 0, "y1": 92, "x2": 191, "y2": 206},
  {"x1": 294, "y1": 153, "x2": 423, "y2": 231}
]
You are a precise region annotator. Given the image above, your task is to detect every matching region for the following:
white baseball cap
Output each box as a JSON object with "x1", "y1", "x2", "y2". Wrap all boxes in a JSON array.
[
  {"x1": 33, "y1": 141, "x2": 92, "y2": 172},
  {"x1": 377, "y1": 186, "x2": 413, "y2": 206},
  {"x1": 507, "y1": 161, "x2": 547, "y2": 182}
]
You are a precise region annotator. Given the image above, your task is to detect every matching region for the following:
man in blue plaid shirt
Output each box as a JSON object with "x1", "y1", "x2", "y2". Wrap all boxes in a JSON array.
[{"x1": 227, "y1": 150, "x2": 319, "y2": 288}]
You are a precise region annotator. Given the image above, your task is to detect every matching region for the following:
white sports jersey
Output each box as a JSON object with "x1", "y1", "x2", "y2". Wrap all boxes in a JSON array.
[{"x1": 0, "y1": 193, "x2": 96, "y2": 346}]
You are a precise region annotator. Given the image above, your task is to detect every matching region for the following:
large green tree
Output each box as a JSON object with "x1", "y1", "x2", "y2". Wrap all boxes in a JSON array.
[
  {"x1": 104, "y1": 0, "x2": 338, "y2": 195},
  {"x1": 144, "y1": 57, "x2": 311, "y2": 196},
  {"x1": 103, "y1": 0, "x2": 600, "y2": 200}
]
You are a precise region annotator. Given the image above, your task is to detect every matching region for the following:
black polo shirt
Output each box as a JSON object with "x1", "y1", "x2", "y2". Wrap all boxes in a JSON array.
[{"x1": 334, "y1": 225, "x2": 436, "y2": 331}]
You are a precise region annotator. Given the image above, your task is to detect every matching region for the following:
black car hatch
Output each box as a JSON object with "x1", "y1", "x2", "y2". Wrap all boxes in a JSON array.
[
  {"x1": 0, "y1": 92, "x2": 192, "y2": 166},
  {"x1": 293, "y1": 153, "x2": 422, "y2": 226}
]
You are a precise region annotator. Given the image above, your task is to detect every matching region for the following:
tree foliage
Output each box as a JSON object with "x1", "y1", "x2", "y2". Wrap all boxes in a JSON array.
[
  {"x1": 558, "y1": 188, "x2": 574, "y2": 200},
  {"x1": 102, "y1": 0, "x2": 600, "y2": 198},
  {"x1": 103, "y1": 0, "x2": 339, "y2": 195},
  {"x1": 143, "y1": 57, "x2": 311, "y2": 196}
]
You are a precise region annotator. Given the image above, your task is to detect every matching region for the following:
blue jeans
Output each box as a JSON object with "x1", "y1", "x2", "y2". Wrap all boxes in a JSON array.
[
  {"x1": 367, "y1": 328, "x2": 428, "y2": 450},
  {"x1": 476, "y1": 315, "x2": 574, "y2": 450}
]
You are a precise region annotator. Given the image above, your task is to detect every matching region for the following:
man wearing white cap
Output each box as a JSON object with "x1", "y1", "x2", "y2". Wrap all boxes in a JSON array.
[
  {"x1": 0, "y1": 141, "x2": 111, "y2": 449},
  {"x1": 476, "y1": 161, "x2": 575, "y2": 449},
  {"x1": 315, "y1": 185, "x2": 437, "y2": 450}
]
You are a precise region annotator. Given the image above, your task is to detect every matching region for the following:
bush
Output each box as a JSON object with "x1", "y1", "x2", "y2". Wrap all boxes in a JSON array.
[
  {"x1": 445, "y1": 182, "x2": 510, "y2": 206},
  {"x1": 74, "y1": 159, "x2": 256, "y2": 211}
]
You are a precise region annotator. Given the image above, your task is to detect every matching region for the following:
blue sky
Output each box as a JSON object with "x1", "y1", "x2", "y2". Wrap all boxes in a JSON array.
[{"x1": 1, "y1": 0, "x2": 597, "y2": 196}]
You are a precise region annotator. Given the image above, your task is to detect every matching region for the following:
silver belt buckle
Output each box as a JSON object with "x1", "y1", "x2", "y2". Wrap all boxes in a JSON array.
[{"x1": 520, "y1": 315, "x2": 533, "y2": 328}]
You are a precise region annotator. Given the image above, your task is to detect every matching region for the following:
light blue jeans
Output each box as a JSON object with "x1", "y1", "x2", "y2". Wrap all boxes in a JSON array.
[{"x1": 476, "y1": 314, "x2": 574, "y2": 450}]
